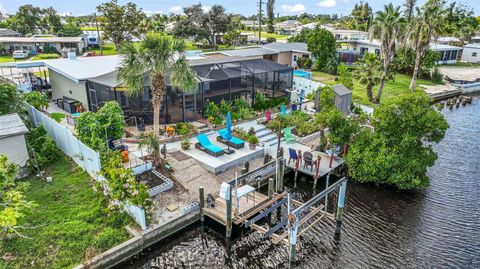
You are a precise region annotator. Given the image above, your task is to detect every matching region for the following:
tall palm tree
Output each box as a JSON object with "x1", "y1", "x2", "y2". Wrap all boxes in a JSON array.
[
  {"x1": 408, "y1": 0, "x2": 446, "y2": 90},
  {"x1": 403, "y1": 0, "x2": 417, "y2": 21},
  {"x1": 370, "y1": 4, "x2": 405, "y2": 104},
  {"x1": 117, "y1": 33, "x2": 198, "y2": 136},
  {"x1": 266, "y1": 0, "x2": 275, "y2": 34},
  {"x1": 355, "y1": 52, "x2": 382, "y2": 102}
]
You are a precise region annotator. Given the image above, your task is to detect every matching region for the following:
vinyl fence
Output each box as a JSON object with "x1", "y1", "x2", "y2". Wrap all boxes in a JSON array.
[
  {"x1": 291, "y1": 76, "x2": 325, "y2": 103},
  {"x1": 25, "y1": 104, "x2": 148, "y2": 230}
]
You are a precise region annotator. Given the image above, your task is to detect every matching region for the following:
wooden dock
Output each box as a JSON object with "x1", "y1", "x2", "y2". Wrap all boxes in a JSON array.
[
  {"x1": 203, "y1": 190, "x2": 282, "y2": 226},
  {"x1": 284, "y1": 151, "x2": 345, "y2": 179}
]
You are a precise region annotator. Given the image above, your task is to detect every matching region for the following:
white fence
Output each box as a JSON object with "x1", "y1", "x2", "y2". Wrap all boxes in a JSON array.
[
  {"x1": 291, "y1": 76, "x2": 326, "y2": 103},
  {"x1": 26, "y1": 104, "x2": 102, "y2": 180},
  {"x1": 25, "y1": 104, "x2": 148, "y2": 230}
]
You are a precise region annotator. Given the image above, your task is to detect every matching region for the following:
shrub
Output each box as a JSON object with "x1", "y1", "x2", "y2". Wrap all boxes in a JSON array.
[
  {"x1": 42, "y1": 45, "x2": 59, "y2": 54},
  {"x1": 24, "y1": 91, "x2": 48, "y2": 110},
  {"x1": 50, "y1": 112, "x2": 65, "y2": 123},
  {"x1": 247, "y1": 135, "x2": 259, "y2": 145},
  {"x1": 266, "y1": 37, "x2": 276, "y2": 43},
  {"x1": 76, "y1": 102, "x2": 124, "y2": 150},
  {"x1": 431, "y1": 68, "x2": 444, "y2": 84},
  {"x1": 35, "y1": 53, "x2": 60, "y2": 60},
  {"x1": 27, "y1": 125, "x2": 61, "y2": 170},
  {"x1": 176, "y1": 122, "x2": 194, "y2": 135},
  {"x1": 297, "y1": 57, "x2": 313, "y2": 69}
]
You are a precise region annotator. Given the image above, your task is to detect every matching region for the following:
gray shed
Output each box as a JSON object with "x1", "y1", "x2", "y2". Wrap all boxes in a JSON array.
[
  {"x1": 314, "y1": 84, "x2": 352, "y2": 113},
  {"x1": 332, "y1": 84, "x2": 352, "y2": 113},
  {"x1": 0, "y1": 113, "x2": 29, "y2": 167}
]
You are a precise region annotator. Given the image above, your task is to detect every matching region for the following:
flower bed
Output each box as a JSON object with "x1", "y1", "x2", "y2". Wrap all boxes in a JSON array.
[{"x1": 266, "y1": 110, "x2": 321, "y2": 137}]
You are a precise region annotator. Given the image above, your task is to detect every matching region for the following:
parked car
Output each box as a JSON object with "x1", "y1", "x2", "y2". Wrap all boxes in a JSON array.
[
  {"x1": 13, "y1": 50, "x2": 29, "y2": 59},
  {"x1": 82, "y1": 52, "x2": 97, "y2": 57}
]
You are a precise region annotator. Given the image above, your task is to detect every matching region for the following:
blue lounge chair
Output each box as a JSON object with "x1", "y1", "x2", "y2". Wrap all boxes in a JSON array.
[
  {"x1": 217, "y1": 129, "x2": 245, "y2": 149},
  {"x1": 195, "y1": 133, "x2": 225, "y2": 157}
]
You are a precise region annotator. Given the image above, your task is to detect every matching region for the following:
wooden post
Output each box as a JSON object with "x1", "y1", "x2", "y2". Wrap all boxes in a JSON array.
[
  {"x1": 329, "y1": 152, "x2": 334, "y2": 168},
  {"x1": 325, "y1": 173, "x2": 330, "y2": 212},
  {"x1": 276, "y1": 157, "x2": 284, "y2": 192},
  {"x1": 267, "y1": 177, "x2": 274, "y2": 226},
  {"x1": 199, "y1": 187, "x2": 205, "y2": 223},
  {"x1": 335, "y1": 181, "x2": 347, "y2": 236},
  {"x1": 226, "y1": 184, "x2": 233, "y2": 238},
  {"x1": 315, "y1": 155, "x2": 321, "y2": 178}
]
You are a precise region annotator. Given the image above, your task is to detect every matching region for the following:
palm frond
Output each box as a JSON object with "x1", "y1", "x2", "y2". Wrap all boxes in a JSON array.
[
  {"x1": 171, "y1": 56, "x2": 198, "y2": 94},
  {"x1": 116, "y1": 42, "x2": 146, "y2": 97}
]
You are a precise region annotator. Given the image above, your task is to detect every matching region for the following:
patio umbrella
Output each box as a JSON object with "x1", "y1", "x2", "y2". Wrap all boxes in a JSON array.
[{"x1": 225, "y1": 111, "x2": 232, "y2": 151}]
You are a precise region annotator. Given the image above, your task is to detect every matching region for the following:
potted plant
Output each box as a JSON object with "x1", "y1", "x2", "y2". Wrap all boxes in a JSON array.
[
  {"x1": 248, "y1": 135, "x2": 259, "y2": 150},
  {"x1": 181, "y1": 138, "x2": 191, "y2": 150}
]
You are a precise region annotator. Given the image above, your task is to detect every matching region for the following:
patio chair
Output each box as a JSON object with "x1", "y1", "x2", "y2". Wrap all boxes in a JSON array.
[
  {"x1": 284, "y1": 127, "x2": 295, "y2": 143},
  {"x1": 303, "y1": 151, "x2": 314, "y2": 171},
  {"x1": 217, "y1": 129, "x2": 245, "y2": 149},
  {"x1": 288, "y1": 148, "x2": 298, "y2": 165},
  {"x1": 292, "y1": 104, "x2": 297, "y2": 111},
  {"x1": 195, "y1": 133, "x2": 225, "y2": 157},
  {"x1": 265, "y1": 110, "x2": 272, "y2": 123}
]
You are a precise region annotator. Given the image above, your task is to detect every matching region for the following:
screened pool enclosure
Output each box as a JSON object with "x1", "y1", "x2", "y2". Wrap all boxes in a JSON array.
[{"x1": 86, "y1": 58, "x2": 293, "y2": 124}]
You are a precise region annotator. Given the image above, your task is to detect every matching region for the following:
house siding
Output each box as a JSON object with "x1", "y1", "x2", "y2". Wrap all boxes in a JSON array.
[
  {"x1": 0, "y1": 135, "x2": 29, "y2": 167},
  {"x1": 461, "y1": 47, "x2": 480, "y2": 63},
  {"x1": 49, "y1": 69, "x2": 89, "y2": 110}
]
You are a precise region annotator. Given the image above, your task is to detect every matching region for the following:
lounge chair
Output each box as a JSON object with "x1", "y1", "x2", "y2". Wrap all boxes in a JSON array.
[
  {"x1": 284, "y1": 127, "x2": 295, "y2": 143},
  {"x1": 217, "y1": 129, "x2": 245, "y2": 149},
  {"x1": 195, "y1": 133, "x2": 225, "y2": 157}
]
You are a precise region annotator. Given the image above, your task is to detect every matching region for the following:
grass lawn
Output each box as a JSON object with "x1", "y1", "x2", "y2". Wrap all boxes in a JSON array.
[
  {"x1": 0, "y1": 156, "x2": 132, "y2": 269},
  {"x1": 312, "y1": 71, "x2": 438, "y2": 106},
  {"x1": 0, "y1": 55, "x2": 29, "y2": 64},
  {"x1": 244, "y1": 31, "x2": 290, "y2": 40},
  {"x1": 85, "y1": 43, "x2": 118, "y2": 56}
]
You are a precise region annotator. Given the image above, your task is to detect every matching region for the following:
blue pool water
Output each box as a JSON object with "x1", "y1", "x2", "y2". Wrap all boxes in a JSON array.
[{"x1": 293, "y1": 69, "x2": 312, "y2": 79}]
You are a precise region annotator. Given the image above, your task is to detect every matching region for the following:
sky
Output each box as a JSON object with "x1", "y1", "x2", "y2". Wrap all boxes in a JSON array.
[{"x1": 1, "y1": 0, "x2": 479, "y2": 17}]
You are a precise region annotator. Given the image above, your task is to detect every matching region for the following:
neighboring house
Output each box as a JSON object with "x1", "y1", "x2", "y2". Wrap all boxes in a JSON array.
[
  {"x1": 214, "y1": 32, "x2": 254, "y2": 45},
  {"x1": 274, "y1": 20, "x2": 302, "y2": 35},
  {"x1": 165, "y1": 22, "x2": 176, "y2": 33},
  {"x1": 331, "y1": 29, "x2": 368, "y2": 41},
  {"x1": 0, "y1": 113, "x2": 29, "y2": 167},
  {"x1": 435, "y1": 36, "x2": 461, "y2": 45},
  {"x1": 0, "y1": 36, "x2": 86, "y2": 55},
  {"x1": 241, "y1": 20, "x2": 264, "y2": 30},
  {"x1": 0, "y1": 28, "x2": 22, "y2": 37},
  {"x1": 339, "y1": 39, "x2": 462, "y2": 65},
  {"x1": 43, "y1": 53, "x2": 294, "y2": 124},
  {"x1": 461, "y1": 43, "x2": 480, "y2": 63},
  {"x1": 206, "y1": 42, "x2": 311, "y2": 67}
]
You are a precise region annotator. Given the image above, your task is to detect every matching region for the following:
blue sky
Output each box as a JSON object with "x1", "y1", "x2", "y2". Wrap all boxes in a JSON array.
[{"x1": 2, "y1": 0, "x2": 479, "y2": 17}]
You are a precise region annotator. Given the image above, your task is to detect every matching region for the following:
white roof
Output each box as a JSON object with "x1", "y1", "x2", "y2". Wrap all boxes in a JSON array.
[
  {"x1": 0, "y1": 36, "x2": 83, "y2": 43},
  {"x1": 464, "y1": 43, "x2": 480, "y2": 49},
  {"x1": 44, "y1": 55, "x2": 121, "y2": 82},
  {"x1": 429, "y1": 43, "x2": 462, "y2": 51},
  {"x1": 0, "y1": 113, "x2": 28, "y2": 138}
]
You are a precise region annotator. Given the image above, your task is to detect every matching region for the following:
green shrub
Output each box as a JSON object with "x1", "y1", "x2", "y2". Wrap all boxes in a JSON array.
[
  {"x1": 297, "y1": 57, "x2": 313, "y2": 69},
  {"x1": 35, "y1": 53, "x2": 60, "y2": 60},
  {"x1": 42, "y1": 45, "x2": 59, "y2": 54},
  {"x1": 175, "y1": 122, "x2": 194, "y2": 135},
  {"x1": 266, "y1": 37, "x2": 276, "y2": 43},
  {"x1": 27, "y1": 125, "x2": 61, "y2": 170},
  {"x1": 50, "y1": 112, "x2": 65, "y2": 123},
  {"x1": 24, "y1": 91, "x2": 48, "y2": 110}
]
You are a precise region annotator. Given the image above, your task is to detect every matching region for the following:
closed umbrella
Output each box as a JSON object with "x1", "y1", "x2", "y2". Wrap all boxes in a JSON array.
[{"x1": 225, "y1": 111, "x2": 232, "y2": 152}]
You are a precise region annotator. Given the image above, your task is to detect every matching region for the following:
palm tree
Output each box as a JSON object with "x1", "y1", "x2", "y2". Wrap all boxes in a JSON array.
[
  {"x1": 408, "y1": 0, "x2": 446, "y2": 90},
  {"x1": 370, "y1": 4, "x2": 405, "y2": 104},
  {"x1": 403, "y1": 0, "x2": 417, "y2": 21},
  {"x1": 266, "y1": 0, "x2": 275, "y2": 34},
  {"x1": 117, "y1": 33, "x2": 198, "y2": 136},
  {"x1": 355, "y1": 53, "x2": 382, "y2": 102}
]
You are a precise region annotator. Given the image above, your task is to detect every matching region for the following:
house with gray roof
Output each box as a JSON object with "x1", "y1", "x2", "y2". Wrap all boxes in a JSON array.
[
  {"x1": 0, "y1": 28, "x2": 22, "y2": 37},
  {"x1": 205, "y1": 42, "x2": 311, "y2": 68}
]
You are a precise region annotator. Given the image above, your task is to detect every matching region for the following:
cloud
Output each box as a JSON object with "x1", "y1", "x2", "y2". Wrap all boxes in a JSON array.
[
  {"x1": 280, "y1": 4, "x2": 306, "y2": 13},
  {"x1": 144, "y1": 10, "x2": 163, "y2": 16},
  {"x1": 168, "y1": 6, "x2": 182, "y2": 14},
  {"x1": 317, "y1": 0, "x2": 337, "y2": 8},
  {"x1": 202, "y1": 6, "x2": 211, "y2": 12}
]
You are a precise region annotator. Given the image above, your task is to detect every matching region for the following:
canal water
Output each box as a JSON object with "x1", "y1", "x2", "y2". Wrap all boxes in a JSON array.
[{"x1": 118, "y1": 97, "x2": 480, "y2": 269}]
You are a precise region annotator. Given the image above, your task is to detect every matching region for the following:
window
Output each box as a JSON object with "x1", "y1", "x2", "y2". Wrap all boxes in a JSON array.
[
  {"x1": 293, "y1": 55, "x2": 297, "y2": 61},
  {"x1": 473, "y1": 52, "x2": 478, "y2": 57}
]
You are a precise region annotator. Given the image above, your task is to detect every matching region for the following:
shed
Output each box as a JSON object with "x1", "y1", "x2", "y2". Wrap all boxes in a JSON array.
[
  {"x1": 0, "y1": 113, "x2": 29, "y2": 167},
  {"x1": 461, "y1": 43, "x2": 480, "y2": 64},
  {"x1": 332, "y1": 84, "x2": 352, "y2": 113}
]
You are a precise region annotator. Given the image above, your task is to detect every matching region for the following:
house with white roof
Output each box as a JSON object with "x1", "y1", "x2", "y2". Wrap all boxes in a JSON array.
[
  {"x1": 461, "y1": 43, "x2": 480, "y2": 63},
  {"x1": 0, "y1": 36, "x2": 86, "y2": 55},
  {"x1": 274, "y1": 20, "x2": 302, "y2": 35}
]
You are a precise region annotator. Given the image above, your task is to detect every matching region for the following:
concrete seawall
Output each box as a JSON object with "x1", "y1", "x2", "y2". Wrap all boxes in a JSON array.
[{"x1": 74, "y1": 210, "x2": 200, "y2": 269}]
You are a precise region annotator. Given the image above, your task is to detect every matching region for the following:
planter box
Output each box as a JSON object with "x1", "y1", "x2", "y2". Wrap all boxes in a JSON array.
[{"x1": 148, "y1": 170, "x2": 174, "y2": 197}]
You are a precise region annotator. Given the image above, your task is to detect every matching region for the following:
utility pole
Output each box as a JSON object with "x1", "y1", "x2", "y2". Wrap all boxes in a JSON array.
[
  {"x1": 94, "y1": 13, "x2": 103, "y2": 55},
  {"x1": 258, "y1": 0, "x2": 263, "y2": 45}
]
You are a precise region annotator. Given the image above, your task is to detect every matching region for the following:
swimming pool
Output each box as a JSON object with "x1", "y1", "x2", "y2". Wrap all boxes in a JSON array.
[{"x1": 293, "y1": 69, "x2": 312, "y2": 79}]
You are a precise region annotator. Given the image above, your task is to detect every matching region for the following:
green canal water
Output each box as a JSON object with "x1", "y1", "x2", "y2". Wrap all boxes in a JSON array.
[{"x1": 117, "y1": 97, "x2": 480, "y2": 268}]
